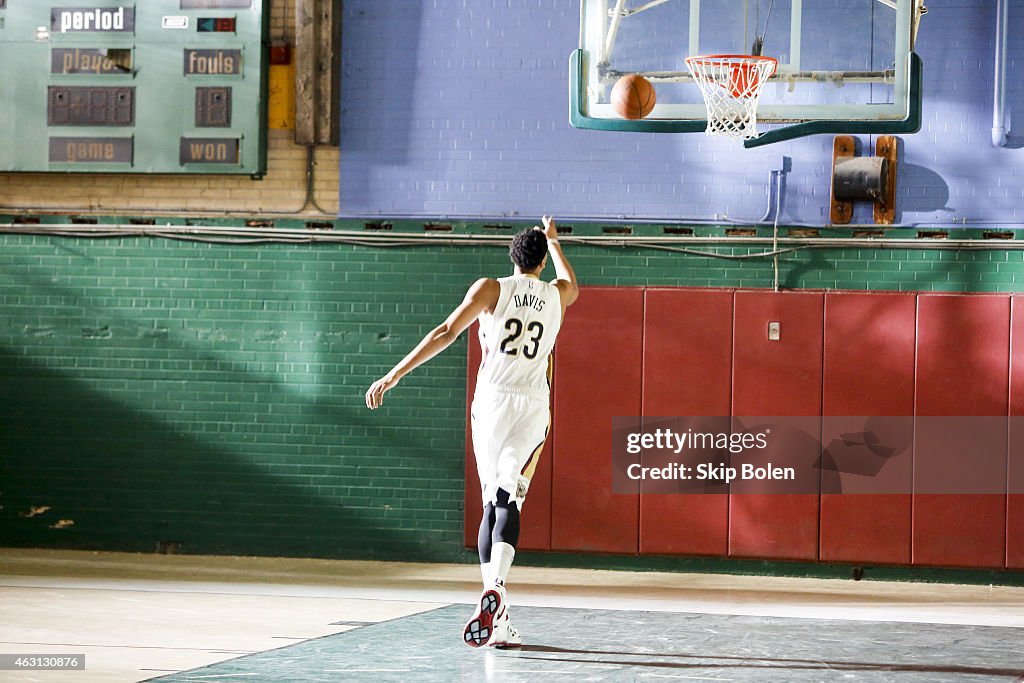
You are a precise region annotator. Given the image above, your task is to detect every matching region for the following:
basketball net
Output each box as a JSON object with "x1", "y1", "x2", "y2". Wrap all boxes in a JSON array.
[{"x1": 685, "y1": 55, "x2": 778, "y2": 140}]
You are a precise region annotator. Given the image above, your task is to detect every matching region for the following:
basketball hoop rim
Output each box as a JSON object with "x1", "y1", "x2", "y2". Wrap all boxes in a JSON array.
[{"x1": 685, "y1": 54, "x2": 779, "y2": 70}]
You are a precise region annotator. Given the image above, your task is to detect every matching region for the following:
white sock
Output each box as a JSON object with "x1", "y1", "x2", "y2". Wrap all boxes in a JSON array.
[
  {"x1": 480, "y1": 561, "x2": 492, "y2": 588},
  {"x1": 490, "y1": 542, "x2": 515, "y2": 586}
]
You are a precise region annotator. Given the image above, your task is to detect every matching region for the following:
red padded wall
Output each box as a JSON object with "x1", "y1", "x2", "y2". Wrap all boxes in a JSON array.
[
  {"x1": 1008, "y1": 296, "x2": 1024, "y2": 569},
  {"x1": 914, "y1": 295, "x2": 1009, "y2": 568},
  {"x1": 465, "y1": 323, "x2": 483, "y2": 547},
  {"x1": 464, "y1": 321, "x2": 554, "y2": 551},
  {"x1": 639, "y1": 289, "x2": 732, "y2": 556},
  {"x1": 464, "y1": 286, "x2": 1018, "y2": 570},
  {"x1": 730, "y1": 291, "x2": 823, "y2": 561},
  {"x1": 551, "y1": 287, "x2": 643, "y2": 553},
  {"x1": 820, "y1": 292, "x2": 915, "y2": 565}
]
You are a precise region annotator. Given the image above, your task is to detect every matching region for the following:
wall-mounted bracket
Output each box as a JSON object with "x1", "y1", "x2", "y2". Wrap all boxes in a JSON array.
[{"x1": 829, "y1": 135, "x2": 899, "y2": 225}]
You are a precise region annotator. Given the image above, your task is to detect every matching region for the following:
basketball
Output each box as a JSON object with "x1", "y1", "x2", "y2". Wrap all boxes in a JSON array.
[{"x1": 611, "y1": 74, "x2": 656, "y2": 120}]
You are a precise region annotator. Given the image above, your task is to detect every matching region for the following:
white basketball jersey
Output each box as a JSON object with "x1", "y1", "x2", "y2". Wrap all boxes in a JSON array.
[{"x1": 476, "y1": 275, "x2": 563, "y2": 394}]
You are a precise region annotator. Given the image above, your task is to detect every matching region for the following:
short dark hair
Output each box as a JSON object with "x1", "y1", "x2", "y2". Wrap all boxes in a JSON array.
[{"x1": 509, "y1": 228, "x2": 548, "y2": 271}]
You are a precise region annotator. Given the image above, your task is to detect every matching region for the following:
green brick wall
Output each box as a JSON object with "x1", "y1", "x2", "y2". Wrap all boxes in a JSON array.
[{"x1": 2, "y1": 221, "x2": 1023, "y2": 566}]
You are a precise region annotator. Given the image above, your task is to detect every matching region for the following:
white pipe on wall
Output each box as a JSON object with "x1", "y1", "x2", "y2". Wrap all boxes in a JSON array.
[{"x1": 992, "y1": 0, "x2": 1009, "y2": 147}]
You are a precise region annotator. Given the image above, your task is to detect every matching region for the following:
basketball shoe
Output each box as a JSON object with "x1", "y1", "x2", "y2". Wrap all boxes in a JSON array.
[
  {"x1": 462, "y1": 583, "x2": 506, "y2": 648},
  {"x1": 488, "y1": 606, "x2": 522, "y2": 649}
]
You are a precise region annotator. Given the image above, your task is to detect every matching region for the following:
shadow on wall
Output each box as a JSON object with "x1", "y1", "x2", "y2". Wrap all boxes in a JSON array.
[
  {"x1": 782, "y1": 247, "x2": 833, "y2": 290},
  {"x1": 0, "y1": 345, "x2": 429, "y2": 560},
  {"x1": 0, "y1": 237, "x2": 484, "y2": 563},
  {"x1": 896, "y1": 162, "x2": 952, "y2": 222}
]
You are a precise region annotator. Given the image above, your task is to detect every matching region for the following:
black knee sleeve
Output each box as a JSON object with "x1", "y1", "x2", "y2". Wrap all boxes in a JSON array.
[
  {"x1": 477, "y1": 503, "x2": 495, "y2": 564},
  {"x1": 491, "y1": 488, "x2": 521, "y2": 549}
]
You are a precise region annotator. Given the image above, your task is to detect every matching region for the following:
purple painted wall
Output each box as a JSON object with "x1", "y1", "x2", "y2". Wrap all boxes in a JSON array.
[{"x1": 338, "y1": 0, "x2": 1023, "y2": 226}]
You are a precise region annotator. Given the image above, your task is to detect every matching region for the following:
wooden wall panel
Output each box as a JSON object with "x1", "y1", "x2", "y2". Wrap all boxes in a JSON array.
[
  {"x1": 550, "y1": 287, "x2": 643, "y2": 553},
  {"x1": 914, "y1": 295, "x2": 1010, "y2": 568},
  {"x1": 730, "y1": 291, "x2": 824, "y2": 561},
  {"x1": 1007, "y1": 296, "x2": 1024, "y2": 569},
  {"x1": 820, "y1": 292, "x2": 915, "y2": 565},
  {"x1": 639, "y1": 289, "x2": 732, "y2": 556},
  {"x1": 464, "y1": 322, "x2": 483, "y2": 548}
]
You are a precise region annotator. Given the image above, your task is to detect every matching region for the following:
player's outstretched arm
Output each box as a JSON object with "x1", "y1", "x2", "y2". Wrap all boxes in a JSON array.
[
  {"x1": 540, "y1": 215, "x2": 579, "y2": 309},
  {"x1": 365, "y1": 277, "x2": 499, "y2": 410}
]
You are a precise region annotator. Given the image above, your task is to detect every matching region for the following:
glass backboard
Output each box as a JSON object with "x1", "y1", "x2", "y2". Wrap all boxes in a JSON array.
[{"x1": 572, "y1": 0, "x2": 925, "y2": 147}]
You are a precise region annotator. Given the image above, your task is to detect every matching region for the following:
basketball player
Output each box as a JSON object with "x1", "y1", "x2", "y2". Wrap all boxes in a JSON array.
[{"x1": 365, "y1": 216, "x2": 578, "y2": 648}]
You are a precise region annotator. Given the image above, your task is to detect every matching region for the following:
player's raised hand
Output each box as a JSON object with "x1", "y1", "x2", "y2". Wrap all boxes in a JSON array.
[{"x1": 539, "y1": 215, "x2": 558, "y2": 242}]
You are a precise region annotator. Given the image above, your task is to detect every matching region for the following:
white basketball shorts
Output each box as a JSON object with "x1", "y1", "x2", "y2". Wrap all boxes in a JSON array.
[{"x1": 470, "y1": 385, "x2": 550, "y2": 509}]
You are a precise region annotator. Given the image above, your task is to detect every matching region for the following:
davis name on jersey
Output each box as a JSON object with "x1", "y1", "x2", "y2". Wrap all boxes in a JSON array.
[{"x1": 476, "y1": 275, "x2": 562, "y2": 393}]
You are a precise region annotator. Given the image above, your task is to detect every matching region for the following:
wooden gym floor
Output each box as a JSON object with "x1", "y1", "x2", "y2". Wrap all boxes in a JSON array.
[{"x1": 1, "y1": 548, "x2": 1023, "y2": 682}]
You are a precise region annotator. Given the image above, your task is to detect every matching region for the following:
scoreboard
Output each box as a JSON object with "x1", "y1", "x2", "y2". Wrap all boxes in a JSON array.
[{"x1": 0, "y1": 1, "x2": 268, "y2": 175}]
